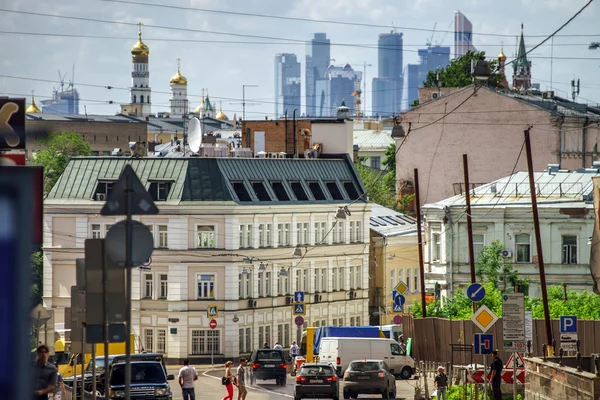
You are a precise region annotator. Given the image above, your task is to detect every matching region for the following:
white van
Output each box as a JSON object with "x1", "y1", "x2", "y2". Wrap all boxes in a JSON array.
[{"x1": 318, "y1": 337, "x2": 415, "y2": 379}]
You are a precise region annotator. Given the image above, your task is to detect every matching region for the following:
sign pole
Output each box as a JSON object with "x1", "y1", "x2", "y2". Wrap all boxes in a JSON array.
[
  {"x1": 80, "y1": 324, "x2": 85, "y2": 400},
  {"x1": 102, "y1": 241, "x2": 110, "y2": 399},
  {"x1": 124, "y1": 173, "x2": 133, "y2": 400},
  {"x1": 91, "y1": 344, "x2": 97, "y2": 400},
  {"x1": 413, "y1": 168, "x2": 427, "y2": 317},
  {"x1": 513, "y1": 351, "x2": 517, "y2": 399},
  {"x1": 73, "y1": 353, "x2": 78, "y2": 399},
  {"x1": 483, "y1": 353, "x2": 487, "y2": 400}
]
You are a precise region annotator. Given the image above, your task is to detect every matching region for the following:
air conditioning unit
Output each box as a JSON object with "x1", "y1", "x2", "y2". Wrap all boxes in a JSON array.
[
  {"x1": 314, "y1": 294, "x2": 322, "y2": 303},
  {"x1": 348, "y1": 291, "x2": 355, "y2": 300},
  {"x1": 285, "y1": 296, "x2": 293, "y2": 305},
  {"x1": 432, "y1": 93, "x2": 439, "y2": 99},
  {"x1": 96, "y1": 193, "x2": 107, "y2": 201},
  {"x1": 501, "y1": 249, "x2": 513, "y2": 258},
  {"x1": 248, "y1": 299, "x2": 257, "y2": 308}
]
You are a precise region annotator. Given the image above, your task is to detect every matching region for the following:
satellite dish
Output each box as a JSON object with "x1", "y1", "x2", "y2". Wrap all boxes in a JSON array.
[{"x1": 188, "y1": 117, "x2": 202, "y2": 153}]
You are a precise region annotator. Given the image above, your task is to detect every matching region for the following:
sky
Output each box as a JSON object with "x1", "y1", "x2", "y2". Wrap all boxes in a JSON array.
[{"x1": 1, "y1": 0, "x2": 599, "y2": 118}]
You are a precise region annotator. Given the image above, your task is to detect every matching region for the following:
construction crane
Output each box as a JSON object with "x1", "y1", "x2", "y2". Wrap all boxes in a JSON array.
[
  {"x1": 347, "y1": 62, "x2": 372, "y2": 116},
  {"x1": 426, "y1": 22, "x2": 437, "y2": 47},
  {"x1": 437, "y1": 20, "x2": 454, "y2": 46}
]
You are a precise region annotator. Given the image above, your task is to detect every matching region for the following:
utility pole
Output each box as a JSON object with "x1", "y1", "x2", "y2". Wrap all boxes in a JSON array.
[
  {"x1": 463, "y1": 154, "x2": 478, "y2": 315},
  {"x1": 242, "y1": 84, "x2": 259, "y2": 122},
  {"x1": 524, "y1": 126, "x2": 553, "y2": 355},
  {"x1": 414, "y1": 169, "x2": 427, "y2": 317}
]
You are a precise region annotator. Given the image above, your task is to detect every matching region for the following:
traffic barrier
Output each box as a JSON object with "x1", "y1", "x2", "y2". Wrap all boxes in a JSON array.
[{"x1": 465, "y1": 369, "x2": 525, "y2": 384}]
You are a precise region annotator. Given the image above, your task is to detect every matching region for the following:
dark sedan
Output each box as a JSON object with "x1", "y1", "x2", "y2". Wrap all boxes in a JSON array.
[
  {"x1": 294, "y1": 363, "x2": 339, "y2": 400},
  {"x1": 342, "y1": 360, "x2": 396, "y2": 399}
]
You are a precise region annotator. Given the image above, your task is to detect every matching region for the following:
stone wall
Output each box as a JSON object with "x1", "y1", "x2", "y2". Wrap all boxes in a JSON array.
[{"x1": 525, "y1": 357, "x2": 600, "y2": 399}]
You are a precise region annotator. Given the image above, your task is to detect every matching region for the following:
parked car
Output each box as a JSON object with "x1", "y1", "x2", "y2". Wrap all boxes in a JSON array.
[
  {"x1": 342, "y1": 360, "x2": 396, "y2": 399},
  {"x1": 108, "y1": 361, "x2": 174, "y2": 399},
  {"x1": 319, "y1": 337, "x2": 414, "y2": 379},
  {"x1": 249, "y1": 349, "x2": 287, "y2": 385},
  {"x1": 294, "y1": 362, "x2": 339, "y2": 400}
]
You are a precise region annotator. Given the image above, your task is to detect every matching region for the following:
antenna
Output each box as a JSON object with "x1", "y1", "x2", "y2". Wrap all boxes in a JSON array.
[
  {"x1": 188, "y1": 117, "x2": 203, "y2": 154},
  {"x1": 571, "y1": 78, "x2": 580, "y2": 102}
]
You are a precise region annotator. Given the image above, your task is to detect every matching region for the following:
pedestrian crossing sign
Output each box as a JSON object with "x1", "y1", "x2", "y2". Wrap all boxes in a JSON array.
[
  {"x1": 207, "y1": 304, "x2": 218, "y2": 318},
  {"x1": 293, "y1": 302, "x2": 306, "y2": 316},
  {"x1": 393, "y1": 303, "x2": 403, "y2": 313}
]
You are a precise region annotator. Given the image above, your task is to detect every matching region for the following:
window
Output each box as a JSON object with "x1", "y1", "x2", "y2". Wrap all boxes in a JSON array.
[
  {"x1": 290, "y1": 182, "x2": 308, "y2": 201},
  {"x1": 277, "y1": 272, "x2": 288, "y2": 296},
  {"x1": 350, "y1": 317, "x2": 355, "y2": 326},
  {"x1": 278, "y1": 223, "x2": 291, "y2": 246},
  {"x1": 332, "y1": 318, "x2": 337, "y2": 326},
  {"x1": 314, "y1": 222, "x2": 326, "y2": 243},
  {"x1": 91, "y1": 224, "x2": 102, "y2": 239},
  {"x1": 337, "y1": 318, "x2": 344, "y2": 327},
  {"x1": 141, "y1": 327, "x2": 166, "y2": 354},
  {"x1": 390, "y1": 270, "x2": 395, "y2": 294},
  {"x1": 320, "y1": 269, "x2": 326, "y2": 292},
  {"x1": 338, "y1": 267, "x2": 344, "y2": 291},
  {"x1": 370, "y1": 156, "x2": 381, "y2": 169},
  {"x1": 562, "y1": 235, "x2": 577, "y2": 264},
  {"x1": 245, "y1": 327, "x2": 251, "y2": 353},
  {"x1": 258, "y1": 326, "x2": 264, "y2": 347},
  {"x1": 259, "y1": 224, "x2": 272, "y2": 247},
  {"x1": 326, "y1": 182, "x2": 344, "y2": 200},
  {"x1": 265, "y1": 326, "x2": 271, "y2": 346},
  {"x1": 302, "y1": 269, "x2": 308, "y2": 292},
  {"x1": 343, "y1": 182, "x2": 360, "y2": 200},
  {"x1": 258, "y1": 272, "x2": 264, "y2": 297},
  {"x1": 266, "y1": 271, "x2": 272, "y2": 296},
  {"x1": 140, "y1": 95, "x2": 144, "y2": 103},
  {"x1": 473, "y1": 234, "x2": 485, "y2": 261},
  {"x1": 197, "y1": 274, "x2": 215, "y2": 299},
  {"x1": 296, "y1": 223, "x2": 309, "y2": 245},
  {"x1": 239, "y1": 272, "x2": 252, "y2": 298},
  {"x1": 94, "y1": 181, "x2": 114, "y2": 199},
  {"x1": 432, "y1": 233, "x2": 441, "y2": 261},
  {"x1": 143, "y1": 328, "x2": 153, "y2": 352},
  {"x1": 356, "y1": 316, "x2": 361, "y2": 326},
  {"x1": 157, "y1": 329, "x2": 166, "y2": 354},
  {"x1": 406, "y1": 269, "x2": 411, "y2": 291},
  {"x1": 232, "y1": 182, "x2": 252, "y2": 202},
  {"x1": 148, "y1": 181, "x2": 171, "y2": 201},
  {"x1": 284, "y1": 323, "x2": 290, "y2": 347},
  {"x1": 143, "y1": 273, "x2": 153, "y2": 299},
  {"x1": 197, "y1": 226, "x2": 215, "y2": 248},
  {"x1": 350, "y1": 221, "x2": 362, "y2": 242},
  {"x1": 159, "y1": 274, "x2": 168, "y2": 299},
  {"x1": 191, "y1": 330, "x2": 220, "y2": 355},
  {"x1": 349, "y1": 266, "x2": 355, "y2": 289},
  {"x1": 332, "y1": 268, "x2": 338, "y2": 291},
  {"x1": 414, "y1": 268, "x2": 419, "y2": 293},
  {"x1": 240, "y1": 224, "x2": 253, "y2": 248},
  {"x1": 308, "y1": 182, "x2": 326, "y2": 200},
  {"x1": 252, "y1": 182, "x2": 271, "y2": 201},
  {"x1": 332, "y1": 221, "x2": 345, "y2": 243},
  {"x1": 355, "y1": 265, "x2": 361, "y2": 289},
  {"x1": 515, "y1": 234, "x2": 531, "y2": 263},
  {"x1": 158, "y1": 225, "x2": 168, "y2": 248},
  {"x1": 270, "y1": 182, "x2": 290, "y2": 201},
  {"x1": 239, "y1": 328, "x2": 244, "y2": 354}
]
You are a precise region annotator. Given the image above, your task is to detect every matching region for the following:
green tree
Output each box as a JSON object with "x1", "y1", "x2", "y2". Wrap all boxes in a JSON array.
[
  {"x1": 355, "y1": 160, "x2": 397, "y2": 210},
  {"x1": 423, "y1": 50, "x2": 504, "y2": 89},
  {"x1": 33, "y1": 131, "x2": 92, "y2": 195},
  {"x1": 476, "y1": 241, "x2": 530, "y2": 293},
  {"x1": 382, "y1": 143, "x2": 396, "y2": 192},
  {"x1": 409, "y1": 99, "x2": 419, "y2": 107}
]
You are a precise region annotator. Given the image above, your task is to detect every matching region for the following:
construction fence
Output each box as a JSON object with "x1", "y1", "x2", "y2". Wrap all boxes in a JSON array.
[{"x1": 402, "y1": 315, "x2": 600, "y2": 364}]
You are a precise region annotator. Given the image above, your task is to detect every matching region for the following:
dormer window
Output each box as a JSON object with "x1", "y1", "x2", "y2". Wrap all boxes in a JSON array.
[
  {"x1": 148, "y1": 181, "x2": 172, "y2": 201},
  {"x1": 94, "y1": 180, "x2": 115, "y2": 201}
]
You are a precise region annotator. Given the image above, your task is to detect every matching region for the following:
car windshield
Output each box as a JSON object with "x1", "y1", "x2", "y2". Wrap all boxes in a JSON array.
[
  {"x1": 86, "y1": 358, "x2": 109, "y2": 373},
  {"x1": 349, "y1": 362, "x2": 380, "y2": 372},
  {"x1": 110, "y1": 363, "x2": 166, "y2": 385},
  {"x1": 300, "y1": 366, "x2": 335, "y2": 376},
  {"x1": 256, "y1": 351, "x2": 283, "y2": 361}
]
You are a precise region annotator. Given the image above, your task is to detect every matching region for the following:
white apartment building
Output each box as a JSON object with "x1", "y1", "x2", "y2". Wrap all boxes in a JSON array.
[
  {"x1": 43, "y1": 156, "x2": 371, "y2": 362},
  {"x1": 421, "y1": 166, "x2": 598, "y2": 299}
]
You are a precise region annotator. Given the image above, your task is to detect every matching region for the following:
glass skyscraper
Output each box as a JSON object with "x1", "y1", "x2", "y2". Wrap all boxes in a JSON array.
[
  {"x1": 402, "y1": 45, "x2": 450, "y2": 110},
  {"x1": 305, "y1": 33, "x2": 331, "y2": 117},
  {"x1": 372, "y1": 31, "x2": 403, "y2": 117},
  {"x1": 274, "y1": 53, "x2": 301, "y2": 119},
  {"x1": 454, "y1": 11, "x2": 477, "y2": 58}
]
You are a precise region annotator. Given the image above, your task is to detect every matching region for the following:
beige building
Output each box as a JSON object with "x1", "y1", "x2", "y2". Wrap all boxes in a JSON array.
[
  {"x1": 395, "y1": 86, "x2": 600, "y2": 205},
  {"x1": 368, "y1": 205, "x2": 419, "y2": 325},
  {"x1": 44, "y1": 156, "x2": 371, "y2": 362}
]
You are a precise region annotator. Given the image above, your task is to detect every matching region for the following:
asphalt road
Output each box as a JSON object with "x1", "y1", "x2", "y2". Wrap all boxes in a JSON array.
[{"x1": 168, "y1": 369, "x2": 421, "y2": 400}]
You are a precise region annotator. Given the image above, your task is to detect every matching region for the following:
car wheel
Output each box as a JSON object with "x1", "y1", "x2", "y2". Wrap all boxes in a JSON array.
[
  {"x1": 343, "y1": 390, "x2": 350, "y2": 399},
  {"x1": 391, "y1": 386, "x2": 397, "y2": 399},
  {"x1": 400, "y1": 367, "x2": 412, "y2": 380},
  {"x1": 351, "y1": 393, "x2": 358, "y2": 399},
  {"x1": 279, "y1": 377, "x2": 287, "y2": 386},
  {"x1": 382, "y1": 384, "x2": 390, "y2": 399}
]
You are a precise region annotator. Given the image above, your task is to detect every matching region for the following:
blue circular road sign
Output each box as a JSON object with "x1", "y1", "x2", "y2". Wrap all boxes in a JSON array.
[
  {"x1": 467, "y1": 283, "x2": 486, "y2": 302},
  {"x1": 295, "y1": 316, "x2": 304, "y2": 326},
  {"x1": 394, "y1": 294, "x2": 406, "y2": 306}
]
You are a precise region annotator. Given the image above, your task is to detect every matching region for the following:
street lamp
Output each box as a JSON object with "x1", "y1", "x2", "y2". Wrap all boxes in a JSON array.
[
  {"x1": 336, "y1": 206, "x2": 351, "y2": 220},
  {"x1": 242, "y1": 84, "x2": 259, "y2": 122},
  {"x1": 292, "y1": 246, "x2": 303, "y2": 257}
]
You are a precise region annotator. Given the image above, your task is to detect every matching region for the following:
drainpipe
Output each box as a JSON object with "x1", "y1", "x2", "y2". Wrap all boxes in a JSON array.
[
  {"x1": 445, "y1": 206, "x2": 454, "y2": 294},
  {"x1": 558, "y1": 116, "x2": 564, "y2": 165},
  {"x1": 293, "y1": 109, "x2": 298, "y2": 157},
  {"x1": 284, "y1": 110, "x2": 289, "y2": 154},
  {"x1": 582, "y1": 117, "x2": 590, "y2": 168}
]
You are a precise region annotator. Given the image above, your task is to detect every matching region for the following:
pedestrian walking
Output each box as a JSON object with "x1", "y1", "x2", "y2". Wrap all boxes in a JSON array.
[
  {"x1": 33, "y1": 345, "x2": 57, "y2": 400},
  {"x1": 178, "y1": 359, "x2": 198, "y2": 400},
  {"x1": 489, "y1": 349, "x2": 503, "y2": 400},
  {"x1": 222, "y1": 361, "x2": 235, "y2": 400},
  {"x1": 273, "y1": 341, "x2": 283, "y2": 351},
  {"x1": 262, "y1": 342, "x2": 270, "y2": 349},
  {"x1": 236, "y1": 358, "x2": 248, "y2": 400},
  {"x1": 290, "y1": 341, "x2": 299, "y2": 358},
  {"x1": 433, "y1": 366, "x2": 448, "y2": 400}
]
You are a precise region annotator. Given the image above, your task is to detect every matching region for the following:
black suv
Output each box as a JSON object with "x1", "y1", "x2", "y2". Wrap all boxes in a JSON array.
[
  {"x1": 108, "y1": 361, "x2": 174, "y2": 399},
  {"x1": 249, "y1": 349, "x2": 287, "y2": 386},
  {"x1": 294, "y1": 362, "x2": 339, "y2": 400}
]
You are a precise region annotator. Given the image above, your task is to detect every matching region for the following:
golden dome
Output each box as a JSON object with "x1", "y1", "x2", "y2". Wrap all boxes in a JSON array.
[
  {"x1": 193, "y1": 94, "x2": 205, "y2": 114},
  {"x1": 215, "y1": 102, "x2": 229, "y2": 120},
  {"x1": 170, "y1": 58, "x2": 187, "y2": 85},
  {"x1": 131, "y1": 23, "x2": 149, "y2": 57},
  {"x1": 498, "y1": 48, "x2": 507, "y2": 61},
  {"x1": 26, "y1": 95, "x2": 41, "y2": 113}
]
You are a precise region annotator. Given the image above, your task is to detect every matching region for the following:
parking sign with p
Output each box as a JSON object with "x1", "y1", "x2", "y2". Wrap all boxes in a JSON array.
[{"x1": 560, "y1": 316, "x2": 577, "y2": 333}]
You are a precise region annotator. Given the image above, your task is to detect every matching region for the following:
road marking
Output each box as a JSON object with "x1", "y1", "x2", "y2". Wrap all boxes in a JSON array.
[{"x1": 202, "y1": 369, "x2": 293, "y2": 398}]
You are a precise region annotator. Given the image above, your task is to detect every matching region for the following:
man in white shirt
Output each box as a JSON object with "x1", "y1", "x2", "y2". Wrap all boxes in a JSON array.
[
  {"x1": 178, "y1": 359, "x2": 198, "y2": 400},
  {"x1": 273, "y1": 341, "x2": 283, "y2": 351}
]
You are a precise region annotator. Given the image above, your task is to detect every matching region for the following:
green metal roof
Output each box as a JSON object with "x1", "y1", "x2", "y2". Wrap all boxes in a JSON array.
[{"x1": 48, "y1": 155, "x2": 366, "y2": 205}]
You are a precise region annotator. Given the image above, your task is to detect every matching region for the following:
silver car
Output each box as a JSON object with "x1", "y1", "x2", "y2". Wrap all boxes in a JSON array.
[{"x1": 342, "y1": 360, "x2": 396, "y2": 399}]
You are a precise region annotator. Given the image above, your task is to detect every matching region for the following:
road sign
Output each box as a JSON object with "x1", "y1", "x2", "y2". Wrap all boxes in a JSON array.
[
  {"x1": 30, "y1": 304, "x2": 52, "y2": 326},
  {"x1": 393, "y1": 303, "x2": 403, "y2": 313},
  {"x1": 471, "y1": 305, "x2": 498, "y2": 333},
  {"x1": 502, "y1": 293, "x2": 525, "y2": 351},
  {"x1": 466, "y1": 370, "x2": 525, "y2": 385},
  {"x1": 294, "y1": 291, "x2": 305, "y2": 303},
  {"x1": 465, "y1": 370, "x2": 486, "y2": 383},
  {"x1": 501, "y1": 370, "x2": 525, "y2": 384},
  {"x1": 100, "y1": 164, "x2": 159, "y2": 216},
  {"x1": 105, "y1": 220, "x2": 154, "y2": 267},
  {"x1": 293, "y1": 302, "x2": 306, "y2": 316},
  {"x1": 474, "y1": 333, "x2": 494, "y2": 355},
  {"x1": 393, "y1": 315, "x2": 403, "y2": 325},
  {"x1": 394, "y1": 294, "x2": 406, "y2": 306},
  {"x1": 505, "y1": 352, "x2": 525, "y2": 369},
  {"x1": 207, "y1": 304, "x2": 218, "y2": 318},
  {"x1": 0, "y1": 98, "x2": 26, "y2": 150},
  {"x1": 466, "y1": 283, "x2": 486, "y2": 302},
  {"x1": 209, "y1": 319, "x2": 217, "y2": 329},
  {"x1": 560, "y1": 316, "x2": 577, "y2": 333},
  {"x1": 394, "y1": 281, "x2": 408, "y2": 295},
  {"x1": 295, "y1": 316, "x2": 304, "y2": 326}
]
